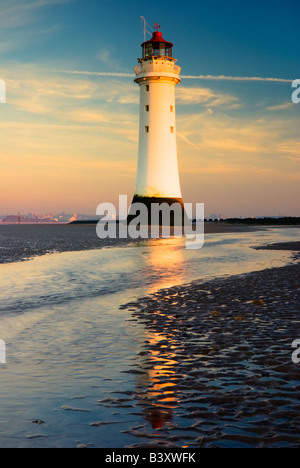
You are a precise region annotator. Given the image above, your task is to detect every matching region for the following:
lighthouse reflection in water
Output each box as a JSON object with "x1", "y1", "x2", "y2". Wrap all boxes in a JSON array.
[{"x1": 133, "y1": 240, "x2": 185, "y2": 430}]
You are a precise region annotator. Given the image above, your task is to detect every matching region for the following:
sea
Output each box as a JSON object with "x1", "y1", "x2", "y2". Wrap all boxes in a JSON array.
[{"x1": 0, "y1": 225, "x2": 299, "y2": 448}]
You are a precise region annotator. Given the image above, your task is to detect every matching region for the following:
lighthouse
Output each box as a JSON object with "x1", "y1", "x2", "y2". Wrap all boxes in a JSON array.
[{"x1": 128, "y1": 24, "x2": 185, "y2": 226}]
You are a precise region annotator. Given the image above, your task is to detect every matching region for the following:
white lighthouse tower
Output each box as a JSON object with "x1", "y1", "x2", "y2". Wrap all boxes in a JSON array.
[{"x1": 129, "y1": 23, "x2": 185, "y2": 225}]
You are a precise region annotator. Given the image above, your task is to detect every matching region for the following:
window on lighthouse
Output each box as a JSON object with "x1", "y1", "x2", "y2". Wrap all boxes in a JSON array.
[
  {"x1": 144, "y1": 126, "x2": 149, "y2": 133},
  {"x1": 145, "y1": 105, "x2": 149, "y2": 112}
]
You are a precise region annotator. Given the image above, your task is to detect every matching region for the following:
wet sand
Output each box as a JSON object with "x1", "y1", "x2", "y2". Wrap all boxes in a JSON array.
[
  {"x1": 0, "y1": 224, "x2": 132, "y2": 264},
  {"x1": 118, "y1": 241, "x2": 300, "y2": 448},
  {"x1": 0, "y1": 223, "x2": 265, "y2": 265},
  {"x1": 1, "y1": 226, "x2": 299, "y2": 447}
]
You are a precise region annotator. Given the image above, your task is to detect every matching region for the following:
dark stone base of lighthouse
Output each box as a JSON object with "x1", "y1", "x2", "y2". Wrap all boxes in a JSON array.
[{"x1": 127, "y1": 195, "x2": 189, "y2": 227}]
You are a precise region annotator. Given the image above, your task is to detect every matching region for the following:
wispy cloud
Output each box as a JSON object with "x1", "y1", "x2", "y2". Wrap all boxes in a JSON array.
[
  {"x1": 59, "y1": 69, "x2": 293, "y2": 84},
  {"x1": 95, "y1": 48, "x2": 125, "y2": 73},
  {"x1": 177, "y1": 111, "x2": 300, "y2": 170},
  {"x1": 267, "y1": 102, "x2": 294, "y2": 111},
  {"x1": 2, "y1": 62, "x2": 139, "y2": 119},
  {"x1": 59, "y1": 70, "x2": 134, "y2": 78},
  {"x1": 176, "y1": 86, "x2": 240, "y2": 109},
  {"x1": 0, "y1": 0, "x2": 76, "y2": 54},
  {"x1": 0, "y1": 0, "x2": 75, "y2": 29},
  {"x1": 180, "y1": 75, "x2": 293, "y2": 83}
]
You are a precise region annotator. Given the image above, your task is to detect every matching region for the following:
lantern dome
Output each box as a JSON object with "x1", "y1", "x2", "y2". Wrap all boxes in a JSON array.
[{"x1": 141, "y1": 25, "x2": 173, "y2": 60}]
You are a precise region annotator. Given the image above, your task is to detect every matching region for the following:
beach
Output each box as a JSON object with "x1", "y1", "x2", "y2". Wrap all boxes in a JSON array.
[{"x1": 0, "y1": 225, "x2": 299, "y2": 448}]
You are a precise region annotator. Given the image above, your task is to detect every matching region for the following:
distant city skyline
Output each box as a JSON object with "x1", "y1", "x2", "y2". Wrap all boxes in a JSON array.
[
  {"x1": 1, "y1": 210, "x2": 298, "y2": 225},
  {"x1": 0, "y1": 0, "x2": 299, "y2": 217}
]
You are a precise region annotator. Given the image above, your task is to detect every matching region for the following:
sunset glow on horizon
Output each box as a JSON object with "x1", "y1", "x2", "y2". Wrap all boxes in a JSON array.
[{"x1": 0, "y1": 0, "x2": 299, "y2": 218}]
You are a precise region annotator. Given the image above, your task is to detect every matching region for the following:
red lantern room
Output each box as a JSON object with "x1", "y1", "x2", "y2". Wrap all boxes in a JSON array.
[{"x1": 141, "y1": 23, "x2": 173, "y2": 60}]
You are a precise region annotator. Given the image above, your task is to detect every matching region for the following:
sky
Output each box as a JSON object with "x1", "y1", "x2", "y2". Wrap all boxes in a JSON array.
[{"x1": 0, "y1": 0, "x2": 299, "y2": 218}]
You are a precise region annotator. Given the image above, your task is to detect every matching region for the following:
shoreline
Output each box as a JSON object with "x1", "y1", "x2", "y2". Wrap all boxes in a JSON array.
[{"x1": 0, "y1": 223, "x2": 298, "y2": 266}]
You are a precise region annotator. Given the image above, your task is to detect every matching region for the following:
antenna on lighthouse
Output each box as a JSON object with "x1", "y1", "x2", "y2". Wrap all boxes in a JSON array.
[{"x1": 140, "y1": 16, "x2": 152, "y2": 42}]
